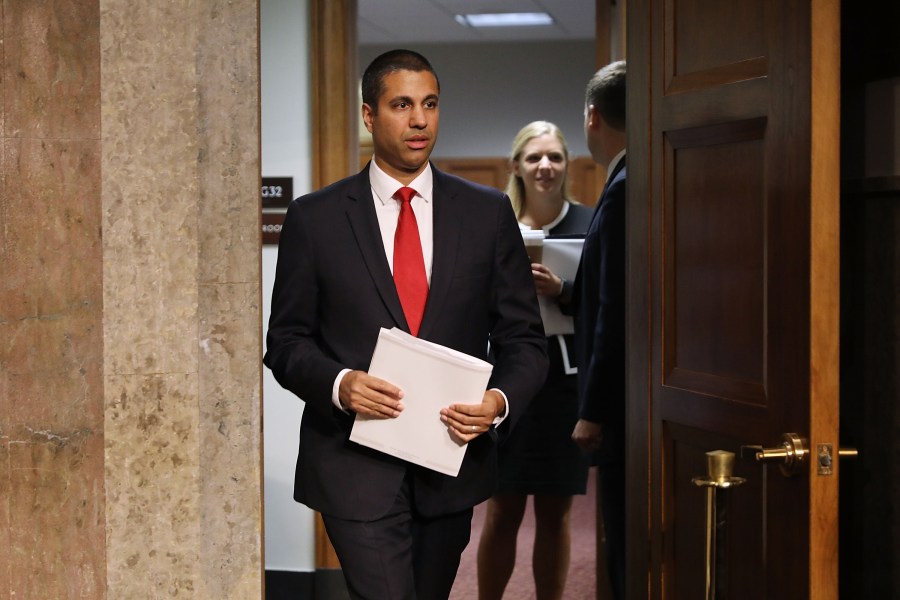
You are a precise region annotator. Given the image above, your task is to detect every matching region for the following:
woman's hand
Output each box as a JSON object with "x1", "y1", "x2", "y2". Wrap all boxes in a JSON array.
[{"x1": 531, "y1": 263, "x2": 564, "y2": 297}]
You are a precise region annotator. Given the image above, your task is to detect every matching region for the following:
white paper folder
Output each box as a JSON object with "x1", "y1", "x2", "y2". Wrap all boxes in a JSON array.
[
  {"x1": 349, "y1": 328, "x2": 494, "y2": 477},
  {"x1": 539, "y1": 238, "x2": 584, "y2": 336}
]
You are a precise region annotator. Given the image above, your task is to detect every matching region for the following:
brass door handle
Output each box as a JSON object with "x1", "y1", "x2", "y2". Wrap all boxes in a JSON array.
[
  {"x1": 746, "y1": 433, "x2": 859, "y2": 477},
  {"x1": 754, "y1": 433, "x2": 808, "y2": 476}
]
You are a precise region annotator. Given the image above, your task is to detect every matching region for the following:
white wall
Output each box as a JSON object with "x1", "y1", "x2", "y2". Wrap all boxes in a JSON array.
[
  {"x1": 261, "y1": 0, "x2": 315, "y2": 573},
  {"x1": 262, "y1": 0, "x2": 313, "y2": 192}
]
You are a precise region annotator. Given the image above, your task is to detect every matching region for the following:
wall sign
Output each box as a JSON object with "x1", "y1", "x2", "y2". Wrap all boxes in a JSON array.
[
  {"x1": 261, "y1": 176, "x2": 293, "y2": 209},
  {"x1": 262, "y1": 212, "x2": 285, "y2": 246}
]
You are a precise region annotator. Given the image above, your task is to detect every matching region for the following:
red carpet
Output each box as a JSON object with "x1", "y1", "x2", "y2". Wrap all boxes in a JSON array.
[{"x1": 450, "y1": 467, "x2": 602, "y2": 599}]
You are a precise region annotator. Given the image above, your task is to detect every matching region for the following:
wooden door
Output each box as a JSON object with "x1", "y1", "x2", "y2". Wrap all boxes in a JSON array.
[{"x1": 626, "y1": 1, "x2": 841, "y2": 598}]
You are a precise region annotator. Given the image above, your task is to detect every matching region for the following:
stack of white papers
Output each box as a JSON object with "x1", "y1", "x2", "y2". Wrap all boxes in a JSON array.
[
  {"x1": 539, "y1": 238, "x2": 584, "y2": 335},
  {"x1": 349, "y1": 328, "x2": 494, "y2": 477}
]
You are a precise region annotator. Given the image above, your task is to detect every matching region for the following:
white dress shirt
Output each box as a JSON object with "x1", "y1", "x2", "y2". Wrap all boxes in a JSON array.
[
  {"x1": 607, "y1": 149, "x2": 626, "y2": 183},
  {"x1": 368, "y1": 159, "x2": 434, "y2": 281}
]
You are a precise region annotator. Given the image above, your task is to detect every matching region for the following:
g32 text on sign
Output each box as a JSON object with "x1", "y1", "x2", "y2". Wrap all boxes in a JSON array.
[{"x1": 261, "y1": 177, "x2": 293, "y2": 209}]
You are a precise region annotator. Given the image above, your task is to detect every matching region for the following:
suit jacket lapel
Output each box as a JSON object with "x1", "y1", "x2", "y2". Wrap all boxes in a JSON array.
[
  {"x1": 418, "y1": 167, "x2": 460, "y2": 338},
  {"x1": 343, "y1": 168, "x2": 408, "y2": 329},
  {"x1": 589, "y1": 155, "x2": 627, "y2": 229},
  {"x1": 578, "y1": 156, "x2": 627, "y2": 300}
]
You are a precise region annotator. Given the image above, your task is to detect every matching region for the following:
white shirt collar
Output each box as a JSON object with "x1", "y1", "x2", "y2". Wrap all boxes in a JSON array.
[
  {"x1": 542, "y1": 201, "x2": 570, "y2": 232},
  {"x1": 606, "y1": 149, "x2": 626, "y2": 183},
  {"x1": 520, "y1": 202, "x2": 570, "y2": 234},
  {"x1": 369, "y1": 159, "x2": 434, "y2": 205}
]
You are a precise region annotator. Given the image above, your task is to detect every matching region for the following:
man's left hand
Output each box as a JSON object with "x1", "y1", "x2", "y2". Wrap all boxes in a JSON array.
[{"x1": 440, "y1": 389, "x2": 505, "y2": 443}]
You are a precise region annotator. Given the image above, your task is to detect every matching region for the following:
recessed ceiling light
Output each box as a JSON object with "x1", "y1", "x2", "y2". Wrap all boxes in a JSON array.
[{"x1": 454, "y1": 12, "x2": 555, "y2": 28}]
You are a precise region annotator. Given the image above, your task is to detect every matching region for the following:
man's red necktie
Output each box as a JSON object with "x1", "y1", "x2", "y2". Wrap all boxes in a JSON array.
[{"x1": 393, "y1": 186, "x2": 428, "y2": 336}]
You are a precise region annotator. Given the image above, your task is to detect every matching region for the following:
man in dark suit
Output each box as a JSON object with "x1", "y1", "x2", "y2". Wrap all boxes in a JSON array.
[
  {"x1": 264, "y1": 49, "x2": 547, "y2": 600},
  {"x1": 570, "y1": 60, "x2": 628, "y2": 600}
]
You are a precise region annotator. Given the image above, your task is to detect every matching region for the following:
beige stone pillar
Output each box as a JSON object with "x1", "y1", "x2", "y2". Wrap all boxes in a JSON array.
[
  {"x1": 100, "y1": 0, "x2": 263, "y2": 597},
  {"x1": 1, "y1": 1, "x2": 263, "y2": 598}
]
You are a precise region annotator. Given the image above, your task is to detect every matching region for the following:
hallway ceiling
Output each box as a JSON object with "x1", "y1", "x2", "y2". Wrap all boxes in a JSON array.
[{"x1": 358, "y1": 0, "x2": 595, "y2": 45}]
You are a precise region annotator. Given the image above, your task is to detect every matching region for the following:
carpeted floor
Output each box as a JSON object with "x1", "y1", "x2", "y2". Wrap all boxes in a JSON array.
[{"x1": 449, "y1": 467, "x2": 602, "y2": 599}]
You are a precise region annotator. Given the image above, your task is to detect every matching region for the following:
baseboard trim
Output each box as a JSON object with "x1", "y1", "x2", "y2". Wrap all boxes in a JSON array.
[{"x1": 265, "y1": 569, "x2": 349, "y2": 600}]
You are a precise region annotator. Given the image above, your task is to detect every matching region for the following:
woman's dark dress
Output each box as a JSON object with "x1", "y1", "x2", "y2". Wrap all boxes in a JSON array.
[{"x1": 498, "y1": 202, "x2": 593, "y2": 495}]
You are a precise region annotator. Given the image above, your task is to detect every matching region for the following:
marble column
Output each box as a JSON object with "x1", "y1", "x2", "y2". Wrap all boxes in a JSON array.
[
  {"x1": 1, "y1": 1, "x2": 105, "y2": 597},
  {"x1": 1, "y1": 1, "x2": 263, "y2": 598}
]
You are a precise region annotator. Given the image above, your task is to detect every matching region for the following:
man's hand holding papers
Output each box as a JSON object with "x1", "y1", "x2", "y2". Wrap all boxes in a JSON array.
[
  {"x1": 339, "y1": 370, "x2": 405, "y2": 418},
  {"x1": 349, "y1": 328, "x2": 495, "y2": 477},
  {"x1": 440, "y1": 388, "x2": 505, "y2": 444},
  {"x1": 339, "y1": 367, "x2": 503, "y2": 445}
]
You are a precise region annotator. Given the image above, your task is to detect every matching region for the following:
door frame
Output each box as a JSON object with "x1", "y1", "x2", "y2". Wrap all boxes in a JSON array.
[
  {"x1": 309, "y1": 0, "x2": 630, "y2": 584},
  {"x1": 308, "y1": 0, "x2": 358, "y2": 570}
]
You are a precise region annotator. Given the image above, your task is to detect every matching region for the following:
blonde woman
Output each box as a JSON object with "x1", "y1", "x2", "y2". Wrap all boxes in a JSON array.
[{"x1": 477, "y1": 121, "x2": 591, "y2": 600}]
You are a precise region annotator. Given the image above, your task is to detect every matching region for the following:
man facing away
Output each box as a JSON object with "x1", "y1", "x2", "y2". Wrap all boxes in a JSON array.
[
  {"x1": 570, "y1": 60, "x2": 628, "y2": 600},
  {"x1": 263, "y1": 49, "x2": 548, "y2": 600}
]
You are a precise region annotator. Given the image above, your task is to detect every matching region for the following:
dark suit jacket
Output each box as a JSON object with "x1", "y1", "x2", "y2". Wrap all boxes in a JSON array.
[
  {"x1": 572, "y1": 158, "x2": 626, "y2": 464},
  {"x1": 264, "y1": 163, "x2": 548, "y2": 521}
]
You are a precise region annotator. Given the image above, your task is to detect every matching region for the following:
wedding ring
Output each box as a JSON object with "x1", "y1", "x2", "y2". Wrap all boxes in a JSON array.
[{"x1": 471, "y1": 425, "x2": 476, "y2": 432}]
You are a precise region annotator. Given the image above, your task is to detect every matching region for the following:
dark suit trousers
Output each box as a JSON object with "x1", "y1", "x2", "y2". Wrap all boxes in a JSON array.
[
  {"x1": 321, "y1": 472, "x2": 473, "y2": 600},
  {"x1": 599, "y1": 460, "x2": 626, "y2": 600}
]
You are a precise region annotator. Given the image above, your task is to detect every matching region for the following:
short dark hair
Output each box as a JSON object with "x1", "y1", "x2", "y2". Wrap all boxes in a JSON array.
[
  {"x1": 361, "y1": 49, "x2": 440, "y2": 112},
  {"x1": 585, "y1": 60, "x2": 626, "y2": 131}
]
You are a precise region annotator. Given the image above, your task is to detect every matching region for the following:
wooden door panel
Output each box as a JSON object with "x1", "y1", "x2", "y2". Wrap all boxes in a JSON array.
[
  {"x1": 665, "y1": 120, "x2": 767, "y2": 398},
  {"x1": 666, "y1": 0, "x2": 765, "y2": 79},
  {"x1": 430, "y1": 158, "x2": 509, "y2": 191},
  {"x1": 653, "y1": 50, "x2": 802, "y2": 599},
  {"x1": 665, "y1": 0, "x2": 768, "y2": 95},
  {"x1": 630, "y1": 0, "x2": 840, "y2": 598}
]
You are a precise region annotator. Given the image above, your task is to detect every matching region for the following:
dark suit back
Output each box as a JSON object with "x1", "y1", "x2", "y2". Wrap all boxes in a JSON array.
[{"x1": 573, "y1": 159, "x2": 627, "y2": 463}]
